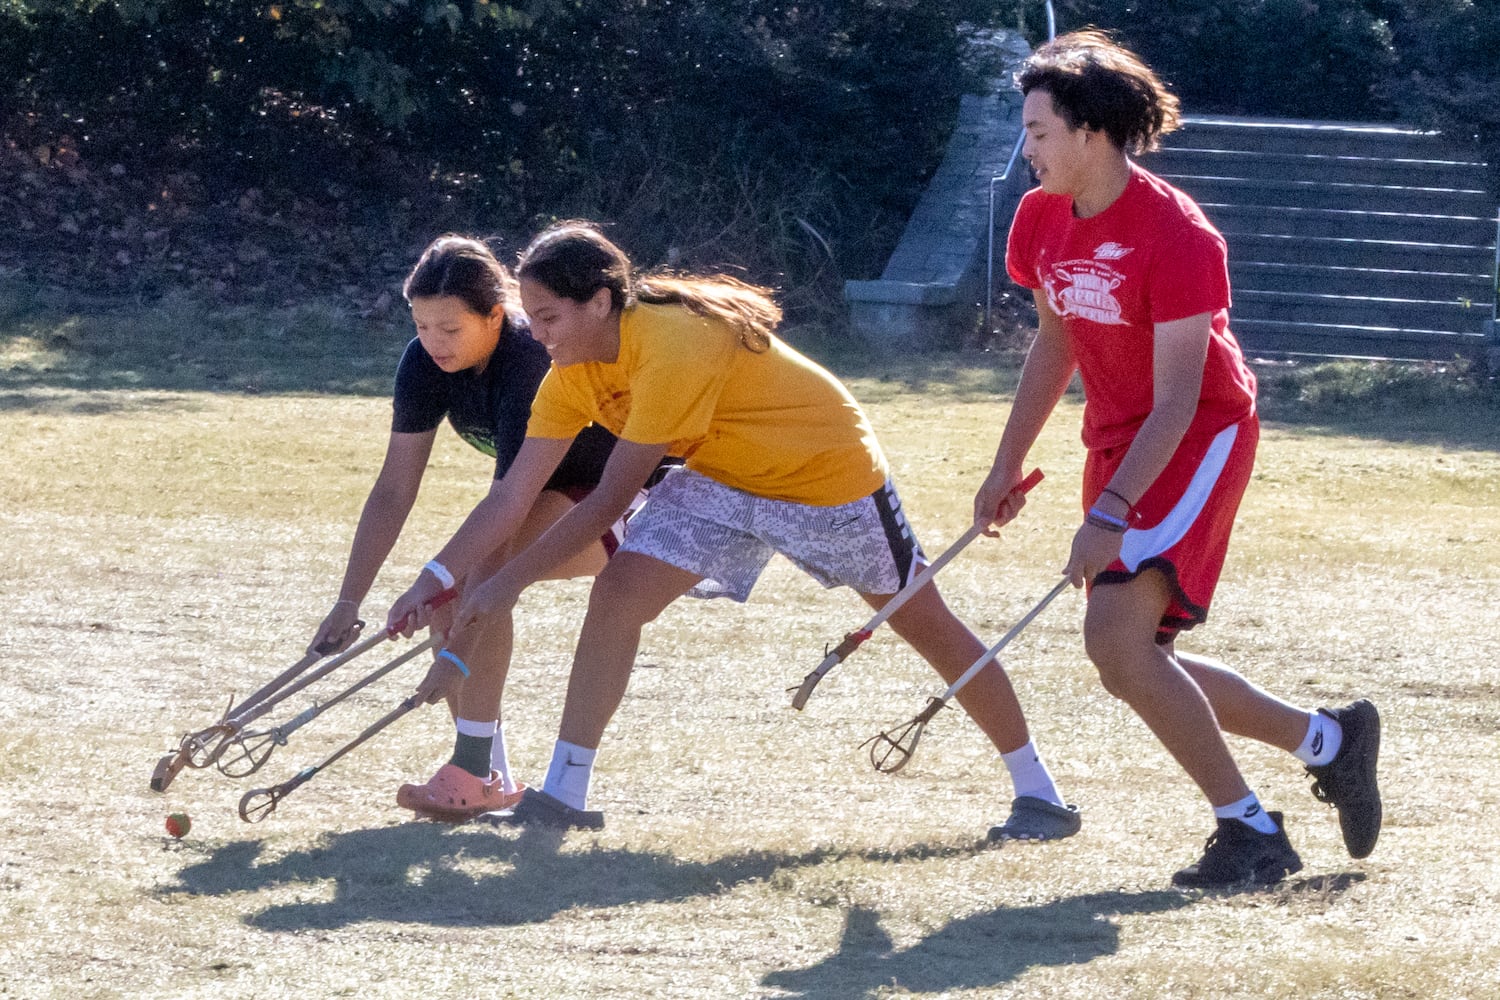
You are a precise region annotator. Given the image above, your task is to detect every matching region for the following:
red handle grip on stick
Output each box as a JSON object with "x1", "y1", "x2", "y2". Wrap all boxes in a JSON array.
[
  {"x1": 998, "y1": 467, "x2": 1044, "y2": 516},
  {"x1": 384, "y1": 586, "x2": 457, "y2": 639}
]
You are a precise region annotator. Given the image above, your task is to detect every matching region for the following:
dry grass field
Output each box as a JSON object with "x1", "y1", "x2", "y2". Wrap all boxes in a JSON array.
[{"x1": 1, "y1": 301, "x2": 1498, "y2": 998}]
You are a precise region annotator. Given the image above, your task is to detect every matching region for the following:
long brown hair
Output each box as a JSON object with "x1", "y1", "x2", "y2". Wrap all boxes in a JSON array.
[{"x1": 516, "y1": 221, "x2": 780, "y2": 353}]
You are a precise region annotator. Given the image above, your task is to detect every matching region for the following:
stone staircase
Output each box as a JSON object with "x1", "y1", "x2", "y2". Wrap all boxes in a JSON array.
[{"x1": 1138, "y1": 116, "x2": 1498, "y2": 363}]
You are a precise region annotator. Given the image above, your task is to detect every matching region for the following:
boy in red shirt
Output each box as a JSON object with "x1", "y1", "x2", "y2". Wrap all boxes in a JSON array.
[{"x1": 977, "y1": 31, "x2": 1382, "y2": 888}]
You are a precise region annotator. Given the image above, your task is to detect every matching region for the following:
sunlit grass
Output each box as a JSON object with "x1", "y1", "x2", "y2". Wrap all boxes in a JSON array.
[{"x1": 2, "y1": 295, "x2": 1498, "y2": 998}]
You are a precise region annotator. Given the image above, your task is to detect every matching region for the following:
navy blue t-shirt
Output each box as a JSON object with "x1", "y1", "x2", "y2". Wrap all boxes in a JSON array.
[{"x1": 391, "y1": 318, "x2": 616, "y2": 491}]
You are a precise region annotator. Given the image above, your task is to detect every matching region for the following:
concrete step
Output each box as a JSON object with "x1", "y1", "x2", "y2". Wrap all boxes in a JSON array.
[
  {"x1": 1233, "y1": 318, "x2": 1490, "y2": 361},
  {"x1": 1229, "y1": 260, "x2": 1493, "y2": 300},
  {"x1": 1145, "y1": 146, "x2": 1485, "y2": 189},
  {"x1": 1204, "y1": 202, "x2": 1494, "y2": 246},
  {"x1": 1171, "y1": 116, "x2": 1472, "y2": 160},
  {"x1": 1235, "y1": 289, "x2": 1491, "y2": 335},
  {"x1": 1224, "y1": 232, "x2": 1491, "y2": 272},
  {"x1": 1160, "y1": 173, "x2": 1493, "y2": 216}
]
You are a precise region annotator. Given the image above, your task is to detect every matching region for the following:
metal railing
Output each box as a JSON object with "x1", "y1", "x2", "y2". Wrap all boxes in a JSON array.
[
  {"x1": 984, "y1": 1, "x2": 1056, "y2": 333},
  {"x1": 1491, "y1": 208, "x2": 1500, "y2": 366}
]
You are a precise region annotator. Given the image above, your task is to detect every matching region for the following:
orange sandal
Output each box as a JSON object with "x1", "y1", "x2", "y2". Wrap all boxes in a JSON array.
[{"x1": 396, "y1": 763, "x2": 526, "y2": 822}]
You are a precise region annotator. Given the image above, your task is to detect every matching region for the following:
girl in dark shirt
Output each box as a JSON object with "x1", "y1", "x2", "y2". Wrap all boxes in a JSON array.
[{"x1": 308, "y1": 235, "x2": 621, "y2": 819}]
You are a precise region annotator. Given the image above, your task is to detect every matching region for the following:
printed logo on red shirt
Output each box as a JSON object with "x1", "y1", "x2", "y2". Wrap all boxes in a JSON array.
[
  {"x1": 1044, "y1": 256, "x2": 1129, "y2": 326},
  {"x1": 1092, "y1": 242, "x2": 1134, "y2": 261}
]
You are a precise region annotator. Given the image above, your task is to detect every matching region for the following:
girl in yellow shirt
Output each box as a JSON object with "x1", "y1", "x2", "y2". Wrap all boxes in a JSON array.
[{"x1": 389, "y1": 221, "x2": 1079, "y2": 840}]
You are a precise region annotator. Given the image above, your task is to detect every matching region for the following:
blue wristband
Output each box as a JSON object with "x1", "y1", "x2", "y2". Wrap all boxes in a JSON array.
[
  {"x1": 1087, "y1": 506, "x2": 1129, "y2": 528},
  {"x1": 437, "y1": 648, "x2": 470, "y2": 677}
]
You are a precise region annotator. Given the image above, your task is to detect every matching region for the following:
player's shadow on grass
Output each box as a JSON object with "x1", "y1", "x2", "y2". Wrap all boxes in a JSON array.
[
  {"x1": 761, "y1": 872, "x2": 1372, "y2": 998},
  {"x1": 159, "y1": 821, "x2": 989, "y2": 931},
  {"x1": 761, "y1": 892, "x2": 1187, "y2": 998}
]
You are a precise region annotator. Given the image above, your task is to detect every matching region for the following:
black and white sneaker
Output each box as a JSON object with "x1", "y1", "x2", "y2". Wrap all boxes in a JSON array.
[
  {"x1": 1172, "y1": 811, "x2": 1303, "y2": 889},
  {"x1": 1306, "y1": 699, "x2": 1382, "y2": 859},
  {"x1": 482, "y1": 787, "x2": 605, "y2": 831}
]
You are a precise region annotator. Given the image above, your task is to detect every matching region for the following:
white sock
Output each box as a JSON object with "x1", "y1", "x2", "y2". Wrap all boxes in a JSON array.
[
  {"x1": 1001, "y1": 740, "x2": 1064, "y2": 807},
  {"x1": 490, "y1": 724, "x2": 516, "y2": 794},
  {"x1": 1292, "y1": 711, "x2": 1343, "y2": 767},
  {"x1": 454, "y1": 717, "x2": 497, "y2": 738},
  {"x1": 543, "y1": 739, "x2": 597, "y2": 810},
  {"x1": 1215, "y1": 792, "x2": 1278, "y2": 834}
]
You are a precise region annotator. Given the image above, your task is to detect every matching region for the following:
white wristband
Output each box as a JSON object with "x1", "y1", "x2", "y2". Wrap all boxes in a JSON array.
[{"x1": 422, "y1": 559, "x2": 455, "y2": 590}]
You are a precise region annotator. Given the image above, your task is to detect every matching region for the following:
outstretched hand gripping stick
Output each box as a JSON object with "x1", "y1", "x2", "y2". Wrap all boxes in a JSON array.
[{"x1": 149, "y1": 588, "x2": 456, "y2": 792}]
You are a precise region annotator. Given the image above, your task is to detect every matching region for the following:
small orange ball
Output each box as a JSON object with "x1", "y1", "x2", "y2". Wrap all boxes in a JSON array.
[{"x1": 165, "y1": 812, "x2": 191, "y2": 838}]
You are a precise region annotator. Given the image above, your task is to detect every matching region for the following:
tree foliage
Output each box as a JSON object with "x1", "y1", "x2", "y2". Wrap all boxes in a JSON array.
[
  {"x1": 1, "y1": 0, "x2": 1019, "y2": 315},
  {"x1": 1, "y1": 1, "x2": 1496, "y2": 313}
]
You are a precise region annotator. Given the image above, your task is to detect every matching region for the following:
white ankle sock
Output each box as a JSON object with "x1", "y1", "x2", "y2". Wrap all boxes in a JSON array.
[
  {"x1": 490, "y1": 724, "x2": 516, "y2": 794},
  {"x1": 1215, "y1": 792, "x2": 1278, "y2": 834},
  {"x1": 1001, "y1": 740, "x2": 1064, "y2": 807},
  {"x1": 543, "y1": 739, "x2": 597, "y2": 810},
  {"x1": 454, "y1": 717, "x2": 497, "y2": 738},
  {"x1": 1292, "y1": 711, "x2": 1343, "y2": 767}
]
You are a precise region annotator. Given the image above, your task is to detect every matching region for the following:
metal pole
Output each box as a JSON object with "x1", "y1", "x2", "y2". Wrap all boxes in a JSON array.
[
  {"x1": 1490, "y1": 207, "x2": 1499, "y2": 371},
  {"x1": 984, "y1": 135, "x2": 1028, "y2": 333},
  {"x1": 983, "y1": 2, "x2": 1055, "y2": 336}
]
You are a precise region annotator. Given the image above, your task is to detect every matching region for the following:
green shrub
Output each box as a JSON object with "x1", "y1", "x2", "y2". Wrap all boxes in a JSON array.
[
  {"x1": 1, "y1": 1, "x2": 1021, "y2": 323},
  {"x1": 1256, "y1": 358, "x2": 1500, "y2": 427}
]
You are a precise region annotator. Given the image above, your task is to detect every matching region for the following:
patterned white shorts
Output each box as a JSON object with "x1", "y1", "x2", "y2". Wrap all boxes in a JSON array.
[{"x1": 618, "y1": 467, "x2": 926, "y2": 602}]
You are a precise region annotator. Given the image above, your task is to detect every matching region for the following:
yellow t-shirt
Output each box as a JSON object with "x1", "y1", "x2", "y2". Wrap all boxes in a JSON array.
[{"x1": 526, "y1": 301, "x2": 888, "y2": 506}]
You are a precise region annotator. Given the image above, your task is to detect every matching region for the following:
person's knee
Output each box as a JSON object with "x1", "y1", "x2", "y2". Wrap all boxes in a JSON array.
[
  {"x1": 1083, "y1": 619, "x2": 1150, "y2": 701},
  {"x1": 1083, "y1": 577, "x2": 1173, "y2": 701},
  {"x1": 886, "y1": 581, "x2": 978, "y2": 636},
  {"x1": 585, "y1": 561, "x2": 671, "y2": 629}
]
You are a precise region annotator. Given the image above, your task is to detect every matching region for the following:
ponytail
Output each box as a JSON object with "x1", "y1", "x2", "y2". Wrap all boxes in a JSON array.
[
  {"x1": 518, "y1": 221, "x2": 780, "y2": 353},
  {"x1": 634, "y1": 274, "x2": 779, "y2": 354}
]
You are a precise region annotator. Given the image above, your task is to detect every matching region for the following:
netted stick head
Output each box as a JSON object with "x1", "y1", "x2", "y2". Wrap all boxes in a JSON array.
[
  {"x1": 183, "y1": 724, "x2": 233, "y2": 769},
  {"x1": 238, "y1": 786, "x2": 281, "y2": 823},
  {"x1": 860, "y1": 719, "x2": 924, "y2": 774},
  {"x1": 215, "y1": 730, "x2": 281, "y2": 778},
  {"x1": 861, "y1": 697, "x2": 946, "y2": 774}
]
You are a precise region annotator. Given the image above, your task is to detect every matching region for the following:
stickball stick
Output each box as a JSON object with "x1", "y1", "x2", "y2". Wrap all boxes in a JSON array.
[
  {"x1": 150, "y1": 588, "x2": 454, "y2": 792},
  {"x1": 862, "y1": 575, "x2": 1070, "y2": 774},
  {"x1": 789, "y1": 468, "x2": 1044, "y2": 710},
  {"x1": 238, "y1": 693, "x2": 423, "y2": 823},
  {"x1": 216, "y1": 634, "x2": 442, "y2": 778}
]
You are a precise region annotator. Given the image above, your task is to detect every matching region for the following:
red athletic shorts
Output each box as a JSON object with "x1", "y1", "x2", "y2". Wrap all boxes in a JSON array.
[{"x1": 1085, "y1": 413, "x2": 1259, "y2": 642}]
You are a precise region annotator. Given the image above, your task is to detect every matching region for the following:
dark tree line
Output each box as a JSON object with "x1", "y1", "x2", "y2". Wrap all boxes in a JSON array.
[{"x1": 2, "y1": 1, "x2": 1496, "y2": 311}]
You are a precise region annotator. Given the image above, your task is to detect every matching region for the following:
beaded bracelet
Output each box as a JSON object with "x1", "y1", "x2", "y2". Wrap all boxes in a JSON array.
[{"x1": 1099, "y1": 487, "x2": 1142, "y2": 526}]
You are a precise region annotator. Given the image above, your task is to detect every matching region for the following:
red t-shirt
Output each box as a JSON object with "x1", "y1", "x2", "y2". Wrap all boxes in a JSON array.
[{"x1": 1007, "y1": 163, "x2": 1256, "y2": 451}]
